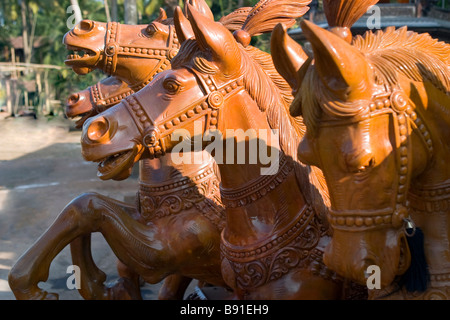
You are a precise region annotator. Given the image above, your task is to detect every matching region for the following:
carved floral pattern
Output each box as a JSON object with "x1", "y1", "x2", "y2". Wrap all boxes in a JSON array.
[
  {"x1": 138, "y1": 168, "x2": 225, "y2": 230},
  {"x1": 221, "y1": 207, "x2": 338, "y2": 291}
]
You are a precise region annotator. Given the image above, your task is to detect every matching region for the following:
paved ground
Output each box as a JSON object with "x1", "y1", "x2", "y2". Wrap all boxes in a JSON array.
[{"x1": 0, "y1": 112, "x2": 173, "y2": 300}]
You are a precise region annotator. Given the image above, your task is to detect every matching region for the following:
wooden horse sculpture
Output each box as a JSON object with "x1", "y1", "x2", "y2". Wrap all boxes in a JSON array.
[
  {"x1": 63, "y1": 7, "x2": 177, "y2": 89},
  {"x1": 77, "y1": 4, "x2": 368, "y2": 299},
  {"x1": 10, "y1": 1, "x2": 229, "y2": 301},
  {"x1": 272, "y1": 0, "x2": 450, "y2": 299},
  {"x1": 68, "y1": 0, "x2": 265, "y2": 301},
  {"x1": 64, "y1": 0, "x2": 314, "y2": 300},
  {"x1": 9, "y1": 0, "x2": 315, "y2": 300},
  {"x1": 63, "y1": 0, "x2": 307, "y2": 300}
]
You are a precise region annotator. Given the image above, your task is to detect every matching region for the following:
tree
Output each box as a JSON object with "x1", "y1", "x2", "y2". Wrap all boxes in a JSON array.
[
  {"x1": 111, "y1": 0, "x2": 118, "y2": 21},
  {"x1": 19, "y1": 0, "x2": 31, "y2": 64},
  {"x1": 124, "y1": 0, "x2": 137, "y2": 24}
]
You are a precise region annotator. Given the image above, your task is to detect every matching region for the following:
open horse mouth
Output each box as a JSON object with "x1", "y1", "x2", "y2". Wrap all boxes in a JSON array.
[
  {"x1": 95, "y1": 147, "x2": 140, "y2": 181},
  {"x1": 64, "y1": 45, "x2": 98, "y2": 75},
  {"x1": 73, "y1": 112, "x2": 92, "y2": 128}
]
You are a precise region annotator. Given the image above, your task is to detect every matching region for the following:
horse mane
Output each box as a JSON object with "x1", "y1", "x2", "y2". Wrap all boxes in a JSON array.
[
  {"x1": 240, "y1": 46, "x2": 303, "y2": 156},
  {"x1": 240, "y1": 45, "x2": 330, "y2": 210},
  {"x1": 172, "y1": 38, "x2": 331, "y2": 212},
  {"x1": 300, "y1": 26, "x2": 450, "y2": 136},
  {"x1": 353, "y1": 26, "x2": 450, "y2": 94}
]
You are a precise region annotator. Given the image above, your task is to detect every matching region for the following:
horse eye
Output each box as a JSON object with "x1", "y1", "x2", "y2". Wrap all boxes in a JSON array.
[
  {"x1": 146, "y1": 24, "x2": 157, "y2": 35},
  {"x1": 163, "y1": 79, "x2": 181, "y2": 94}
]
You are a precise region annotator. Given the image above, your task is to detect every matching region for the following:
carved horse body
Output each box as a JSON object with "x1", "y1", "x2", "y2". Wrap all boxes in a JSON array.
[
  {"x1": 77, "y1": 4, "x2": 367, "y2": 299},
  {"x1": 9, "y1": 5, "x2": 228, "y2": 300},
  {"x1": 61, "y1": 2, "x2": 269, "y2": 301},
  {"x1": 274, "y1": 17, "x2": 450, "y2": 299},
  {"x1": 9, "y1": 1, "x2": 322, "y2": 300}
]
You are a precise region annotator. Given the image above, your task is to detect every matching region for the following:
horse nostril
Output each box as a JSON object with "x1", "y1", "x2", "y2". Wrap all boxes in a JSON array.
[
  {"x1": 67, "y1": 93, "x2": 80, "y2": 105},
  {"x1": 87, "y1": 116, "x2": 109, "y2": 142},
  {"x1": 78, "y1": 19, "x2": 94, "y2": 32}
]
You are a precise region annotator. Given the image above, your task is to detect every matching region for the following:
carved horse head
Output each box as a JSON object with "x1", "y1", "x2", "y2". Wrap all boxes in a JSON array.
[
  {"x1": 63, "y1": 9, "x2": 178, "y2": 89},
  {"x1": 273, "y1": 20, "x2": 450, "y2": 288},
  {"x1": 78, "y1": 4, "x2": 258, "y2": 181}
]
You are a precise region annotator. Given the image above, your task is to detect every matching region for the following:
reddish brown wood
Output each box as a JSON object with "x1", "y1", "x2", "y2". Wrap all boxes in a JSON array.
[
  {"x1": 9, "y1": 0, "x2": 363, "y2": 301},
  {"x1": 272, "y1": 0, "x2": 450, "y2": 299},
  {"x1": 75, "y1": 3, "x2": 369, "y2": 300}
]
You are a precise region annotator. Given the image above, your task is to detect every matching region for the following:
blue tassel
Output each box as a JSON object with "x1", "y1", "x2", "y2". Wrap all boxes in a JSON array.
[{"x1": 400, "y1": 227, "x2": 429, "y2": 292}]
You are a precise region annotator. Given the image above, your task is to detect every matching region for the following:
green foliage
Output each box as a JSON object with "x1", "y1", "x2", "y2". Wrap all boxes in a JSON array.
[
  {"x1": 0, "y1": 0, "x2": 108, "y2": 104},
  {"x1": 436, "y1": 0, "x2": 450, "y2": 9}
]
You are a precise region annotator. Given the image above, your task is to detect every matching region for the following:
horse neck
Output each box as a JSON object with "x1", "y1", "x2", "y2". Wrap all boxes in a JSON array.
[
  {"x1": 137, "y1": 151, "x2": 221, "y2": 225},
  {"x1": 139, "y1": 151, "x2": 215, "y2": 185},
  {"x1": 412, "y1": 83, "x2": 450, "y2": 185},
  {"x1": 217, "y1": 90, "x2": 308, "y2": 245},
  {"x1": 407, "y1": 81, "x2": 450, "y2": 279}
]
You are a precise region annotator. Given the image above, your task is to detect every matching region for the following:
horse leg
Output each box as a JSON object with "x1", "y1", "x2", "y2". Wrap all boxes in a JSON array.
[
  {"x1": 116, "y1": 259, "x2": 143, "y2": 287},
  {"x1": 70, "y1": 234, "x2": 142, "y2": 300},
  {"x1": 70, "y1": 200, "x2": 192, "y2": 301},
  {"x1": 9, "y1": 192, "x2": 173, "y2": 300},
  {"x1": 69, "y1": 195, "x2": 143, "y2": 300},
  {"x1": 70, "y1": 234, "x2": 107, "y2": 299},
  {"x1": 9, "y1": 192, "x2": 115, "y2": 299},
  {"x1": 158, "y1": 275, "x2": 193, "y2": 300}
]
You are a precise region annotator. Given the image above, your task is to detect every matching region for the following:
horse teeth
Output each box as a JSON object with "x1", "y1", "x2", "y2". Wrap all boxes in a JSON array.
[
  {"x1": 65, "y1": 46, "x2": 95, "y2": 60},
  {"x1": 67, "y1": 52, "x2": 85, "y2": 60}
]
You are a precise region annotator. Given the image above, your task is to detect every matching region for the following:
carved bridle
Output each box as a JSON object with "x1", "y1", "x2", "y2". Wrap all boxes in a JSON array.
[
  {"x1": 122, "y1": 68, "x2": 245, "y2": 158},
  {"x1": 103, "y1": 21, "x2": 180, "y2": 89},
  {"x1": 87, "y1": 22, "x2": 181, "y2": 115},
  {"x1": 324, "y1": 89, "x2": 433, "y2": 234}
]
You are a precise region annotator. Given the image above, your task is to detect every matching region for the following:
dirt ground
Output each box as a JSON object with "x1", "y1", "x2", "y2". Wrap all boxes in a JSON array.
[{"x1": 0, "y1": 111, "x2": 172, "y2": 300}]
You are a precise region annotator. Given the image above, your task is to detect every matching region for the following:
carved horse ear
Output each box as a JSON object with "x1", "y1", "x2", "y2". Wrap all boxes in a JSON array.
[
  {"x1": 300, "y1": 20, "x2": 373, "y2": 102},
  {"x1": 187, "y1": 3, "x2": 241, "y2": 76},
  {"x1": 271, "y1": 23, "x2": 309, "y2": 93},
  {"x1": 154, "y1": 8, "x2": 167, "y2": 22},
  {"x1": 185, "y1": 0, "x2": 214, "y2": 21},
  {"x1": 174, "y1": 6, "x2": 195, "y2": 44}
]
